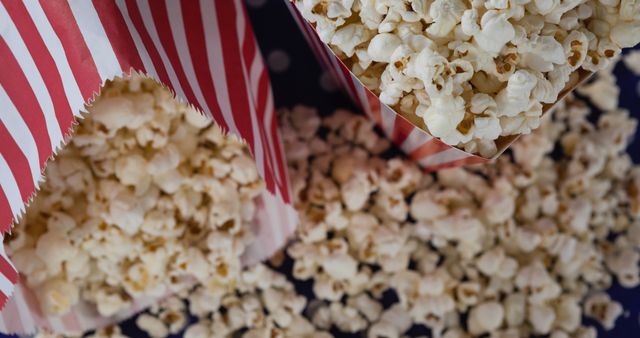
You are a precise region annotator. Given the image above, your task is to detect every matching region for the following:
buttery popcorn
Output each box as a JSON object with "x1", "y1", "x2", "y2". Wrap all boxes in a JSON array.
[
  {"x1": 6, "y1": 75, "x2": 262, "y2": 317},
  {"x1": 294, "y1": 0, "x2": 640, "y2": 156}
]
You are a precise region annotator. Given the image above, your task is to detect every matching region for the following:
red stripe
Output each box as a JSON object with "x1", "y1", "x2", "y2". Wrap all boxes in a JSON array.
[
  {"x1": 0, "y1": 189, "x2": 12, "y2": 234},
  {"x1": 147, "y1": 1, "x2": 200, "y2": 110},
  {"x1": 125, "y1": 0, "x2": 171, "y2": 87},
  {"x1": 2, "y1": 0, "x2": 74, "y2": 135},
  {"x1": 424, "y1": 155, "x2": 488, "y2": 173},
  {"x1": 256, "y1": 66, "x2": 270, "y2": 125},
  {"x1": 92, "y1": 0, "x2": 145, "y2": 74},
  {"x1": 270, "y1": 106, "x2": 290, "y2": 202},
  {"x1": 0, "y1": 123, "x2": 35, "y2": 212},
  {"x1": 409, "y1": 138, "x2": 452, "y2": 160},
  {"x1": 0, "y1": 256, "x2": 18, "y2": 284},
  {"x1": 256, "y1": 71, "x2": 275, "y2": 192},
  {"x1": 241, "y1": 9, "x2": 257, "y2": 78},
  {"x1": 180, "y1": 0, "x2": 228, "y2": 131},
  {"x1": 0, "y1": 291, "x2": 7, "y2": 310},
  {"x1": 391, "y1": 115, "x2": 414, "y2": 145},
  {"x1": 38, "y1": 0, "x2": 102, "y2": 99},
  {"x1": 216, "y1": 1, "x2": 254, "y2": 149},
  {"x1": 0, "y1": 39, "x2": 52, "y2": 169},
  {"x1": 258, "y1": 129, "x2": 276, "y2": 194}
]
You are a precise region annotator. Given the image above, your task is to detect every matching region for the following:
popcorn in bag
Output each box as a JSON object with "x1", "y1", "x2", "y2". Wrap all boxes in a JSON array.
[
  {"x1": 284, "y1": 0, "x2": 622, "y2": 171},
  {"x1": 0, "y1": 0, "x2": 296, "y2": 334}
]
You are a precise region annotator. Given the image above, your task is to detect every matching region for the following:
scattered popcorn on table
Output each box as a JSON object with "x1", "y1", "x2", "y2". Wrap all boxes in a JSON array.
[
  {"x1": 18, "y1": 57, "x2": 640, "y2": 338},
  {"x1": 6, "y1": 75, "x2": 263, "y2": 317},
  {"x1": 293, "y1": 0, "x2": 640, "y2": 156}
]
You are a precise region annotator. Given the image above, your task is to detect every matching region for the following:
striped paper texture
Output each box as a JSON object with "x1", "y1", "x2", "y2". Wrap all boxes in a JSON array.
[{"x1": 0, "y1": 0, "x2": 296, "y2": 334}]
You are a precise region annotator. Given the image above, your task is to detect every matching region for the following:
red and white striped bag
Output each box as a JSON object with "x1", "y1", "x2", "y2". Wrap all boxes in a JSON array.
[
  {"x1": 285, "y1": 1, "x2": 593, "y2": 172},
  {"x1": 0, "y1": 0, "x2": 296, "y2": 334}
]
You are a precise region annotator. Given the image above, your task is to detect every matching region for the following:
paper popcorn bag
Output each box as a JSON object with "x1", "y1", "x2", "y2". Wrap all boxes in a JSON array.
[
  {"x1": 285, "y1": 1, "x2": 593, "y2": 172},
  {"x1": 0, "y1": 0, "x2": 296, "y2": 334}
]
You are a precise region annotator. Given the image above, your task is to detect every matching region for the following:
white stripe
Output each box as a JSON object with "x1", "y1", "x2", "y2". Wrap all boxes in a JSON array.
[
  {"x1": 0, "y1": 312, "x2": 7, "y2": 333},
  {"x1": 11, "y1": 286, "x2": 35, "y2": 335},
  {"x1": 262, "y1": 193, "x2": 281, "y2": 258},
  {"x1": 0, "y1": 87, "x2": 42, "y2": 187},
  {"x1": 201, "y1": 0, "x2": 239, "y2": 135},
  {"x1": 356, "y1": 84, "x2": 374, "y2": 120},
  {"x1": 235, "y1": 0, "x2": 246, "y2": 47},
  {"x1": 137, "y1": 0, "x2": 189, "y2": 102},
  {"x1": 401, "y1": 128, "x2": 434, "y2": 155},
  {"x1": 418, "y1": 148, "x2": 469, "y2": 168},
  {"x1": 249, "y1": 47, "x2": 262, "y2": 104},
  {"x1": 283, "y1": 196, "x2": 298, "y2": 238},
  {"x1": 379, "y1": 104, "x2": 396, "y2": 139},
  {"x1": 165, "y1": 0, "x2": 211, "y2": 119},
  {"x1": 0, "y1": 267, "x2": 14, "y2": 298},
  {"x1": 21, "y1": 1, "x2": 85, "y2": 118},
  {"x1": 67, "y1": 0, "x2": 122, "y2": 81},
  {"x1": 263, "y1": 88, "x2": 282, "y2": 184},
  {"x1": 0, "y1": 155, "x2": 24, "y2": 218},
  {"x1": 47, "y1": 316, "x2": 65, "y2": 333},
  {"x1": 0, "y1": 3, "x2": 64, "y2": 151},
  {"x1": 115, "y1": 0, "x2": 158, "y2": 79}
]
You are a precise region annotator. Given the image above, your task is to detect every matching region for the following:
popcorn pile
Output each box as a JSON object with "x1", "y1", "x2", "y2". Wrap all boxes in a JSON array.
[
  {"x1": 31, "y1": 59, "x2": 640, "y2": 338},
  {"x1": 294, "y1": 0, "x2": 640, "y2": 157},
  {"x1": 279, "y1": 91, "x2": 639, "y2": 337},
  {"x1": 6, "y1": 75, "x2": 263, "y2": 317}
]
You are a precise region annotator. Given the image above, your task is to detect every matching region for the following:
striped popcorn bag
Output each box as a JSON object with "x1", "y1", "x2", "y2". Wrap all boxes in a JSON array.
[
  {"x1": 0, "y1": 0, "x2": 296, "y2": 334},
  {"x1": 284, "y1": 1, "x2": 593, "y2": 172}
]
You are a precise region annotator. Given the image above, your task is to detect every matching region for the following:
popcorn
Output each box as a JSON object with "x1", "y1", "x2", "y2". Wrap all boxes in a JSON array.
[
  {"x1": 8, "y1": 75, "x2": 262, "y2": 317},
  {"x1": 136, "y1": 314, "x2": 169, "y2": 338},
  {"x1": 275, "y1": 84, "x2": 639, "y2": 337},
  {"x1": 528, "y1": 303, "x2": 556, "y2": 335},
  {"x1": 20, "y1": 52, "x2": 640, "y2": 337},
  {"x1": 37, "y1": 278, "x2": 80, "y2": 316},
  {"x1": 295, "y1": 0, "x2": 640, "y2": 156},
  {"x1": 467, "y1": 301, "x2": 504, "y2": 335},
  {"x1": 583, "y1": 292, "x2": 624, "y2": 330}
]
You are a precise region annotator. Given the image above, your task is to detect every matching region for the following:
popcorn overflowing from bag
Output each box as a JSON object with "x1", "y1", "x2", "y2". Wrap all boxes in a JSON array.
[
  {"x1": 6, "y1": 76, "x2": 262, "y2": 318},
  {"x1": 292, "y1": 0, "x2": 640, "y2": 158}
]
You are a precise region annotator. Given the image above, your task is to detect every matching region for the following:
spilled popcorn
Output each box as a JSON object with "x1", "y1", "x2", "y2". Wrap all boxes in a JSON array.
[
  {"x1": 32, "y1": 56, "x2": 640, "y2": 337},
  {"x1": 293, "y1": 0, "x2": 640, "y2": 157},
  {"x1": 7, "y1": 75, "x2": 263, "y2": 317}
]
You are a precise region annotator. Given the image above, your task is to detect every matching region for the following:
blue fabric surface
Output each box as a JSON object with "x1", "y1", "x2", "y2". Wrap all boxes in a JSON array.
[{"x1": 4, "y1": 1, "x2": 639, "y2": 337}]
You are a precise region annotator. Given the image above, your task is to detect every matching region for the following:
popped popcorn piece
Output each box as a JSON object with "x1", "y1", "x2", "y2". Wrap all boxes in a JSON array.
[
  {"x1": 136, "y1": 314, "x2": 169, "y2": 338},
  {"x1": 583, "y1": 292, "x2": 623, "y2": 330}
]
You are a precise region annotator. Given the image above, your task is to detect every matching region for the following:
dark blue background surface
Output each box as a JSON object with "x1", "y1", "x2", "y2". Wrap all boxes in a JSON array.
[{"x1": 5, "y1": 1, "x2": 639, "y2": 337}]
